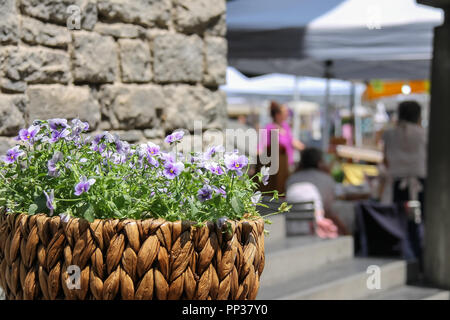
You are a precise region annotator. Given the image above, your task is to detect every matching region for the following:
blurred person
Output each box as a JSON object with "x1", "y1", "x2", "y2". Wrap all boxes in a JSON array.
[
  {"x1": 382, "y1": 100, "x2": 427, "y2": 208},
  {"x1": 286, "y1": 182, "x2": 338, "y2": 239},
  {"x1": 258, "y1": 101, "x2": 305, "y2": 194},
  {"x1": 382, "y1": 100, "x2": 427, "y2": 268},
  {"x1": 263, "y1": 101, "x2": 305, "y2": 167},
  {"x1": 286, "y1": 147, "x2": 349, "y2": 236}
]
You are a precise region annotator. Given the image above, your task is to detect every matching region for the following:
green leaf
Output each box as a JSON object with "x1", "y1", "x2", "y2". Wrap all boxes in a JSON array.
[
  {"x1": 28, "y1": 204, "x2": 38, "y2": 215},
  {"x1": 278, "y1": 202, "x2": 292, "y2": 213},
  {"x1": 188, "y1": 197, "x2": 199, "y2": 216},
  {"x1": 231, "y1": 196, "x2": 244, "y2": 215},
  {"x1": 79, "y1": 203, "x2": 95, "y2": 222},
  {"x1": 34, "y1": 193, "x2": 48, "y2": 214}
]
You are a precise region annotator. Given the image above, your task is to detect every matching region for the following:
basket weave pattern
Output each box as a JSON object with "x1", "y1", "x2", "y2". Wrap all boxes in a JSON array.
[{"x1": 0, "y1": 212, "x2": 265, "y2": 300}]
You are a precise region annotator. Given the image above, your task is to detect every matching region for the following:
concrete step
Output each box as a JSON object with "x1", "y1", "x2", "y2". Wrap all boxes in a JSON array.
[
  {"x1": 260, "y1": 235, "x2": 354, "y2": 289},
  {"x1": 367, "y1": 285, "x2": 450, "y2": 300},
  {"x1": 258, "y1": 257, "x2": 407, "y2": 300}
]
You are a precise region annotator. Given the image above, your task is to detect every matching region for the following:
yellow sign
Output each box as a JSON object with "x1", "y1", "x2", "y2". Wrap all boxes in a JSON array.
[{"x1": 364, "y1": 80, "x2": 429, "y2": 100}]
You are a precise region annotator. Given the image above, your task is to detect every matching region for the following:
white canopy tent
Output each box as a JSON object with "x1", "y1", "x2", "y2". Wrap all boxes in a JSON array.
[
  {"x1": 227, "y1": 0, "x2": 443, "y2": 80},
  {"x1": 221, "y1": 67, "x2": 366, "y2": 96}
]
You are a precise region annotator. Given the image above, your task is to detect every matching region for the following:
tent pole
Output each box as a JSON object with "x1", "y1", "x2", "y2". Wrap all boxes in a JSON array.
[
  {"x1": 323, "y1": 60, "x2": 333, "y2": 153},
  {"x1": 349, "y1": 82, "x2": 355, "y2": 145}
]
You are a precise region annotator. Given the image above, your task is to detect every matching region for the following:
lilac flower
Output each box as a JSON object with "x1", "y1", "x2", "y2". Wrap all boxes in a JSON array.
[
  {"x1": 163, "y1": 161, "x2": 184, "y2": 180},
  {"x1": 2, "y1": 146, "x2": 24, "y2": 164},
  {"x1": 224, "y1": 153, "x2": 248, "y2": 174},
  {"x1": 164, "y1": 130, "x2": 185, "y2": 144},
  {"x1": 205, "y1": 162, "x2": 224, "y2": 175},
  {"x1": 18, "y1": 125, "x2": 40, "y2": 143},
  {"x1": 74, "y1": 176, "x2": 96, "y2": 196},
  {"x1": 47, "y1": 151, "x2": 63, "y2": 177},
  {"x1": 43, "y1": 189, "x2": 55, "y2": 215},
  {"x1": 260, "y1": 166, "x2": 270, "y2": 186},
  {"x1": 48, "y1": 118, "x2": 68, "y2": 131},
  {"x1": 204, "y1": 145, "x2": 225, "y2": 160},
  {"x1": 197, "y1": 185, "x2": 213, "y2": 202}
]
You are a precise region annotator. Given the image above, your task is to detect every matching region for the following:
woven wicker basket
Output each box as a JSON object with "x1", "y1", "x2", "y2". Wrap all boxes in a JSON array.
[{"x1": 0, "y1": 212, "x2": 265, "y2": 300}]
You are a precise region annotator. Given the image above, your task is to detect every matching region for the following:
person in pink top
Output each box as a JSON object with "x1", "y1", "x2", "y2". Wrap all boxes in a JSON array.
[{"x1": 260, "y1": 101, "x2": 305, "y2": 168}]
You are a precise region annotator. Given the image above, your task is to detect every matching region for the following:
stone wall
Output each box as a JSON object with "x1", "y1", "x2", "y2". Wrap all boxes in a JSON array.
[{"x1": 0, "y1": 0, "x2": 228, "y2": 153}]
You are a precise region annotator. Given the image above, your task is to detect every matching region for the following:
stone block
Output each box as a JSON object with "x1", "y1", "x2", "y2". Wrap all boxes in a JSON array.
[
  {"x1": 205, "y1": 13, "x2": 227, "y2": 37},
  {"x1": 20, "y1": 16, "x2": 71, "y2": 48},
  {"x1": 109, "y1": 130, "x2": 143, "y2": 142},
  {"x1": 0, "y1": 94, "x2": 27, "y2": 136},
  {"x1": 0, "y1": 0, "x2": 19, "y2": 44},
  {"x1": 72, "y1": 31, "x2": 117, "y2": 83},
  {"x1": 174, "y1": 0, "x2": 226, "y2": 33},
  {"x1": 97, "y1": 0, "x2": 171, "y2": 28},
  {"x1": 118, "y1": 39, "x2": 152, "y2": 83},
  {"x1": 99, "y1": 84, "x2": 165, "y2": 129},
  {"x1": 204, "y1": 36, "x2": 227, "y2": 86},
  {"x1": 26, "y1": 84, "x2": 101, "y2": 129},
  {"x1": 1, "y1": 46, "x2": 70, "y2": 91},
  {"x1": 0, "y1": 136, "x2": 17, "y2": 155},
  {"x1": 162, "y1": 85, "x2": 226, "y2": 131},
  {"x1": 153, "y1": 33, "x2": 203, "y2": 83},
  {"x1": 94, "y1": 22, "x2": 146, "y2": 38},
  {"x1": 20, "y1": 0, "x2": 97, "y2": 30}
]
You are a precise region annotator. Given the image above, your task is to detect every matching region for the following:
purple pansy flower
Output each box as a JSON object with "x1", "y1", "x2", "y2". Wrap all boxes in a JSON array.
[
  {"x1": 71, "y1": 118, "x2": 89, "y2": 132},
  {"x1": 91, "y1": 132, "x2": 114, "y2": 152},
  {"x1": 197, "y1": 185, "x2": 213, "y2": 202},
  {"x1": 43, "y1": 189, "x2": 55, "y2": 215},
  {"x1": 48, "y1": 118, "x2": 68, "y2": 131},
  {"x1": 59, "y1": 213, "x2": 71, "y2": 223},
  {"x1": 163, "y1": 161, "x2": 184, "y2": 180},
  {"x1": 213, "y1": 186, "x2": 227, "y2": 198},
  {"x1": 205, "y1": 162, "x2": 224, "y2": 175},
  {"x1": 164, "y1": 130, "x2": 185, "y2": 144},
  {"x1": 260, "y1": 166, "x2": 270, "y2": 186},
  {"x1": 69, "y1": 119, "x2": 89, "y2": 140},
  {"x1": 49, "y1": 128, "x2": 70, "y2": 143},
  {"x1": 111, "y1": 153, "x2": 126, "y2": 165},
  {"x1": 18, "y1": 125, "x2": 40, "y2": 143},
  {"x1": 114, "y1": 134, "x2": 130, "y2": 155},
  {"x1": 251, "y1": 191, "x2": 262, "y2": 205},
  {"x1": 74, "y1": 176, "x2": 96, "y2": 196},
  {"x1": 160, "y1": 152, "x2": 176, "y2": 164},
  {"x1": 47, "y1": 151, "x2": 63, "y2": 177},
  {"x1": 141, "y1": 142, "x2": 160, "y2": 157},
  {"x1": 204, "y1": 145, "x2": 225, "y2": 160},
  {"x1": 2, "y1": 146, "x2": 24, "y2": 164},
  {"x1": 224, "y1": 153, "x2": 248, "y2": 174}
]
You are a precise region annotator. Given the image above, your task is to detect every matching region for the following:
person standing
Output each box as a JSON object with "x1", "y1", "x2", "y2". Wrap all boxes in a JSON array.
[
  {"x1": 382, "y1": 100, "x2": 427, "y2": 268},
  {"x1": 258, "y1": 101, "x2": 305, "y2": 194}
]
